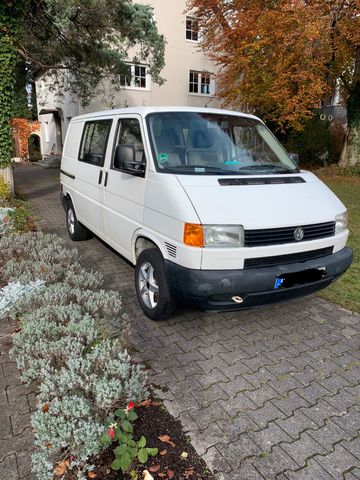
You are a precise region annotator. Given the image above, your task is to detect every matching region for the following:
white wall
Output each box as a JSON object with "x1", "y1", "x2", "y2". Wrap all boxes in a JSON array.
[{"x1": 82, "y1": 0, "x2": 220, "y2": 113}]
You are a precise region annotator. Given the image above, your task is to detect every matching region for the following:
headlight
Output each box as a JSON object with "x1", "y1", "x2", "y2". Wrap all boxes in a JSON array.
[
  {"x1": 204, "y1": 225, "x2": 244, "y2": 247},
  {"x1": 335, "y1": 211, "x2": 348, "y2": 233},
  {"x1": 183, "y1": 223, "x2": 244, "y2": 247}
]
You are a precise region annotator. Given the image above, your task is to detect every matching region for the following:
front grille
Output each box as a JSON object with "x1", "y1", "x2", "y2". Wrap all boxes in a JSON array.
[
  {"x1": 244, "y1": 222, "x2": 335, "y2": 247},
  {"x1": 244, "y1": 247, "x2": 333, "y2": 269}
]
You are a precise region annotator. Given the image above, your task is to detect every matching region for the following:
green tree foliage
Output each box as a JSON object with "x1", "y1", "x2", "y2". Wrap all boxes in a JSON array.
[{"x1": 0, "y1": 0, "x2": 165, "y2": 168}]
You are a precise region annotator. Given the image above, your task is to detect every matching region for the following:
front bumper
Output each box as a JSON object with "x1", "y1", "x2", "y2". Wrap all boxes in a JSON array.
[{"x1": 165, "y1": 247, "x2": 353, "y2": 310}]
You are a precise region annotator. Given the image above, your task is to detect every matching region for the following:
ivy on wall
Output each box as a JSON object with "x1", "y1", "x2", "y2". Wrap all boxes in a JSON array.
[{"x1": 0, "y1": 1, "x2": 28, "y2": 169}]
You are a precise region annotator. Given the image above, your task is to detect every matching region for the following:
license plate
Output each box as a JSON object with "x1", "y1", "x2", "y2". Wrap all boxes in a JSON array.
[{"x1": 274, "y1": 267, "x2": 326, "y2": 289}]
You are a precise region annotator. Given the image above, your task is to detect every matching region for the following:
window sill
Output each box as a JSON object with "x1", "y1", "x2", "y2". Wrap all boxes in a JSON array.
[
  {"x1": 188, "y1": 92, "x2": 215, "y2": 98},
  {"x1": 120, "y1": 86, "x2": 151, "y2": 92},
  {"x1": 186, "y1": 39, "x2": 200, "y2": 44}
]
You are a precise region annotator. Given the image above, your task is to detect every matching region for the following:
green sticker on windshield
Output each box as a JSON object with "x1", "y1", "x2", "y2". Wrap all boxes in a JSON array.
[
  {"x1": 159, "y1": 153, "x2": 169, "y2": 163},
  {"x1": 224, "y1": 160, "x2": 240, "y2": 165}
]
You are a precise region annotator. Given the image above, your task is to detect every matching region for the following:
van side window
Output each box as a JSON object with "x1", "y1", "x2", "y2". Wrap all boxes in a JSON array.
[
  {"x1": 113, "y1": 119, "x2": 145, "y2": 168},
  {"x1": 79, "y1": 120, "x2": 112, "y2": 166}
]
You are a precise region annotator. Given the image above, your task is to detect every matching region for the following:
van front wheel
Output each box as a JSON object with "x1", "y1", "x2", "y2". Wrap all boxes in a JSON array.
[
  {"x1": 135, "y1": 248, "x2": 176, "y2": 321},
  {"x1": 66, "y1": 201, "x2": 91, "y2": 241}
]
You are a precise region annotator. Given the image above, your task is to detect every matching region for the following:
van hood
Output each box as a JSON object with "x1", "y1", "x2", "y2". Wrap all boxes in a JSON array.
[{"x1": 176, "y1": 171, "x2": 346, "y2": 228}]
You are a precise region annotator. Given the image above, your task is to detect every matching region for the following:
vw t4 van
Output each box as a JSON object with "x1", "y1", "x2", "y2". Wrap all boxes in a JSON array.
[{"x1": 60, "y1": 107, "x2": 353, "y2": 320}]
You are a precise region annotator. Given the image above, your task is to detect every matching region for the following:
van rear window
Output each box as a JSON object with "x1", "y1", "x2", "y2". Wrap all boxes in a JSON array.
[{"x1": 78, "y1": 120, "x2": 112, "y2": 166}]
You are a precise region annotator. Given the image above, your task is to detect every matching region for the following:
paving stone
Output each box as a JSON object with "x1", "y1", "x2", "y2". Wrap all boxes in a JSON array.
[
  {"x1": 275, "y1": 410, "x2": 318, "y2": 440},
  {"x1": 248, "y1": 401, "x2": 287, "y2": 429},
  {"x1": 202, "y1": 446, "x2": 232, "y2": 475},
  {"x1": 272, "y1": 391, "x2": 311, "y2": 417},
  {"x1": 254, "y1": 445, "x2": 298, "y2": 479},
  {"x1": 249, "y1": 422, "x2": 292, "y2": 452},
  {"x1": 308, "y1": 418, "x2": 352, "y2": 451},
  {"x1": 286, "y1": 458, "x2": 336, "y2": 480},
  {"x1": 16, "y1": 449, "x2": 35, "y2": 477},
  {"x1": 0, "y1": 453, "x2": 19, "y2": 480},
  {"x1": 245, "y1": 384, "x2": 280, "y2": 408},
  {"x1": 281, "y1": 432, "x2": 328, "y2": 468},
  {"x1": 216, "y1": 434, "x2": 261, "y2": 469},
  {"x1": 216, "y1": 414, "x2": 259, "y2": 440},
  {"x1": 224, "y1": 460, "x2": 265, "y2": 479},
  {"x1": 316, "y1": 444, "x2": 359, "y2": 478}
]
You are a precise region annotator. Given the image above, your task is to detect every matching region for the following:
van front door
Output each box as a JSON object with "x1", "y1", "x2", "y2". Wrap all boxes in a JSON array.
[{"x1": 102, "y1": 116, "x2": 147, "y2": 260}]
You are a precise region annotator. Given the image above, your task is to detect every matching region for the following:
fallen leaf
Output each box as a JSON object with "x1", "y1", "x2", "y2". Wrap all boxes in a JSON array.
[
  {"x1": 42, "y1": 403, "x2": 50, "y2": 413},
  {"x1": 88, "y1": 472, "x2": 97, "y2": 479},
  {"x1": 158, "y1": 435, "x2": 176, "y2": 448},
  {"x1": 149, "y1": 465, "x2": 160, "y2": 473},
  {"x1": 54, "y1": 459, "x2": 69, "y2": 476},
  {"x1": 142, "y1": 470, "x2": 155, "y2": 480},
  {"x1": 184, "y1": 467, "x2": 194, "y2": 478},
  {"x1": 160, "y1": 449, "x2": 167, "y2": 456},
  {"x1": 141, "y1": 399, "x2": 161, "y2": 407},
  {"x1": 167, "y1": 470, "x2": 174, "y2": 479},
  {"x1": 180, "y1": 451, "x2": 188, "y2": 459}
]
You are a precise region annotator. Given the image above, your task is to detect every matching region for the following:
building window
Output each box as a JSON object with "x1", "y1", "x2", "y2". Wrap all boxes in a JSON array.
[
  {"x1": 186, "y1": 17, "x2": 199, "y2": 41},
  {"x1": 189, "y1": 71, "x2": 214, "y2": 95},
  {"x1": 120, "y1": 64, "x2": 149, "y2": 89}
]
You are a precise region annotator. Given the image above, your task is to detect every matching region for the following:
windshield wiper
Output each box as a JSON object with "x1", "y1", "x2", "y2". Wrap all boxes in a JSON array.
[{"x1": 237, "y1": 163, "x2": 298, "y2": 174}]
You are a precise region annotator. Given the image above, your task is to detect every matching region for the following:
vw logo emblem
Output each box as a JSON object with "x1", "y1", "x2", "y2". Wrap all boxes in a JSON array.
[{"x1": 294, "y1": 227, "x2": 304, "y2": 241}]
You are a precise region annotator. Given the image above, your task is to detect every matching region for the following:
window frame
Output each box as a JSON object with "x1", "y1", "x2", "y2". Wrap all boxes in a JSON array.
[
  {"x1": 119, "y1": 63, "x2": 151, "y2": 91},
  {"x1": 188, "y1": 70, "x2": 215, "y2": 96},
  {"x1": 111, "y1": 117, "x2": 147, "y2": 177},
  {"x1": 186, "y1": 16, "x2": 199, "y2": 42},
  {"x1": 78, "y1": 119, "x2": 112, "y2": 167}
]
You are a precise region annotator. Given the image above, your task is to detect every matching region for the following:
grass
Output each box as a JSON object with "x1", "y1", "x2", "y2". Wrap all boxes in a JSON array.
[{"x1": 316, "y1": 170, "x2": 360, "y2": 313}]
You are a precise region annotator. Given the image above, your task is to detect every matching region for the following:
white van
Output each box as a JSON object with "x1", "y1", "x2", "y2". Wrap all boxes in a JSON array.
[{"x1": 60, "y1": 107, "x2": 352, "y2": 320}]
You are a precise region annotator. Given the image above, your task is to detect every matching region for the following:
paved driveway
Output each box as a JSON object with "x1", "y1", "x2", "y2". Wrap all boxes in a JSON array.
[{"x1": 15, "y1": 164, "x2": 360, "y2": 479}]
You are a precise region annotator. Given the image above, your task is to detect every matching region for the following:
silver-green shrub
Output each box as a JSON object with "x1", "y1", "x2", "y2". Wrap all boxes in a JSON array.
[
  {"x1": 11, "y1": 305, "x2": 99, "y2": 382},
  {"x1": 0, "y1": 232, "x2": 102, "y2": 288},
  {"x1": 0, "y1": 280, "x2": 44, "y2": 318},
  {"x1": 4, "y1": 231, "x2": 148, "y2": 479},
  {"x1": 39, "y1": 341, "x2": 148, "y2": 408},
  {"x1": 32, "y1": 396, "x2": 104, "y2": 480}
]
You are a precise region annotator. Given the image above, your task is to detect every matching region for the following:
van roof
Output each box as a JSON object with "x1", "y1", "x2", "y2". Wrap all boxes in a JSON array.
[{"x1": 72, "y1": 106, "x2": 261, "y2": 122}]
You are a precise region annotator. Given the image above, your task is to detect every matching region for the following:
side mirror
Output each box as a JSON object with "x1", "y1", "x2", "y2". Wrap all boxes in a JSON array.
[
  {"x1": 289, "y1": 152, "x2": 299, "y2": 166},
  {"x1": 114, "y1": 144, "x2": 145, "y2": 176}
]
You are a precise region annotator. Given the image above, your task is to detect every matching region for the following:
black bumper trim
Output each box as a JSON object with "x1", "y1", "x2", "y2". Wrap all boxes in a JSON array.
[{"x1": 164, "y1": 247, "x2": 353, "y2": 311}]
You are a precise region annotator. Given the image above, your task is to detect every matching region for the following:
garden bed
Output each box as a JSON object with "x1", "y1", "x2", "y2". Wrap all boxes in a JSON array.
[{"x1": 65, "y1": 404, "x2": 214, "y2": 480}]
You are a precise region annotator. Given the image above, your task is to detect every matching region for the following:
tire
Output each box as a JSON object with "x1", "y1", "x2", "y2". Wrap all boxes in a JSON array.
[
  {"x1": 135, "y1": 248, "x2": 177, "y2": 321},
  {"x1": 65, "y1": 200, "x2": 91, "y2": 241}
]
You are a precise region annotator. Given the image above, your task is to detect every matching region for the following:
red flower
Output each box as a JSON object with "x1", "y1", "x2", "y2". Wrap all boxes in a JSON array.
[
  {"x1": 127, "y1": 402, "x2": 135, "y2": 411},
  {"x1": 108, "y1": 427, "x2": 115, "y2": 440}
]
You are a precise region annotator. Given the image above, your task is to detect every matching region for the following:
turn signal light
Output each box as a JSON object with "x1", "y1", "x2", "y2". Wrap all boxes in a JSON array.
[{"x1": 183, "y1": 223, "x2": 204, "y2": 247}]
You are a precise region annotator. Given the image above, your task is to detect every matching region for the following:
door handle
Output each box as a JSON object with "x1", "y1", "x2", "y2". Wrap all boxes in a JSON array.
[
  {"x1": 104, "y1": 171, "x2": 109, "y2": 187},
  {"x1": 98, "y1": 170, "x2": 103, "y2": 184}
]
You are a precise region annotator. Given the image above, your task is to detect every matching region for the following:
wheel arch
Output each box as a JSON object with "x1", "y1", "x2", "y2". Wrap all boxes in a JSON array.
[{"x1": 132, "y1": 230, "x2": 167, "y2": 264}]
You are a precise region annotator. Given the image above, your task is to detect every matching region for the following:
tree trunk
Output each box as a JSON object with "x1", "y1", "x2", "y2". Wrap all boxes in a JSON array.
[
  {"x1": 340, "y1": 125, "x2": 360, "y2": 166},
  {"x1": 340, "y1": 50, "x2": 360, "y2": 167}
]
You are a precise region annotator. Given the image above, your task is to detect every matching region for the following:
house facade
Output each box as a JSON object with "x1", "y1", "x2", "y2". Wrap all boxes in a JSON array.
[{"x1": 35, "y1": 0, "x2": 220, "y2": 157}]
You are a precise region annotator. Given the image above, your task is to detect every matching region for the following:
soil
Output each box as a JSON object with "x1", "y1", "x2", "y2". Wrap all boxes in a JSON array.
[{"x1": 65, "y1": 403, "x2": 215, "y2": 480}]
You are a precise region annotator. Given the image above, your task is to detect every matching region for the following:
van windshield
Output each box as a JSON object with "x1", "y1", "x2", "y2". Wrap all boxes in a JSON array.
[{"x1": 146, "y1": 112, "x2": 298, "y2": 175}]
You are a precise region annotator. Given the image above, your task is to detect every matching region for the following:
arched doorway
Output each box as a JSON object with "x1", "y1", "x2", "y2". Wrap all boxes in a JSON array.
[{"x1": 28, "y1": 134, "x2": 41, "y2": 162}]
